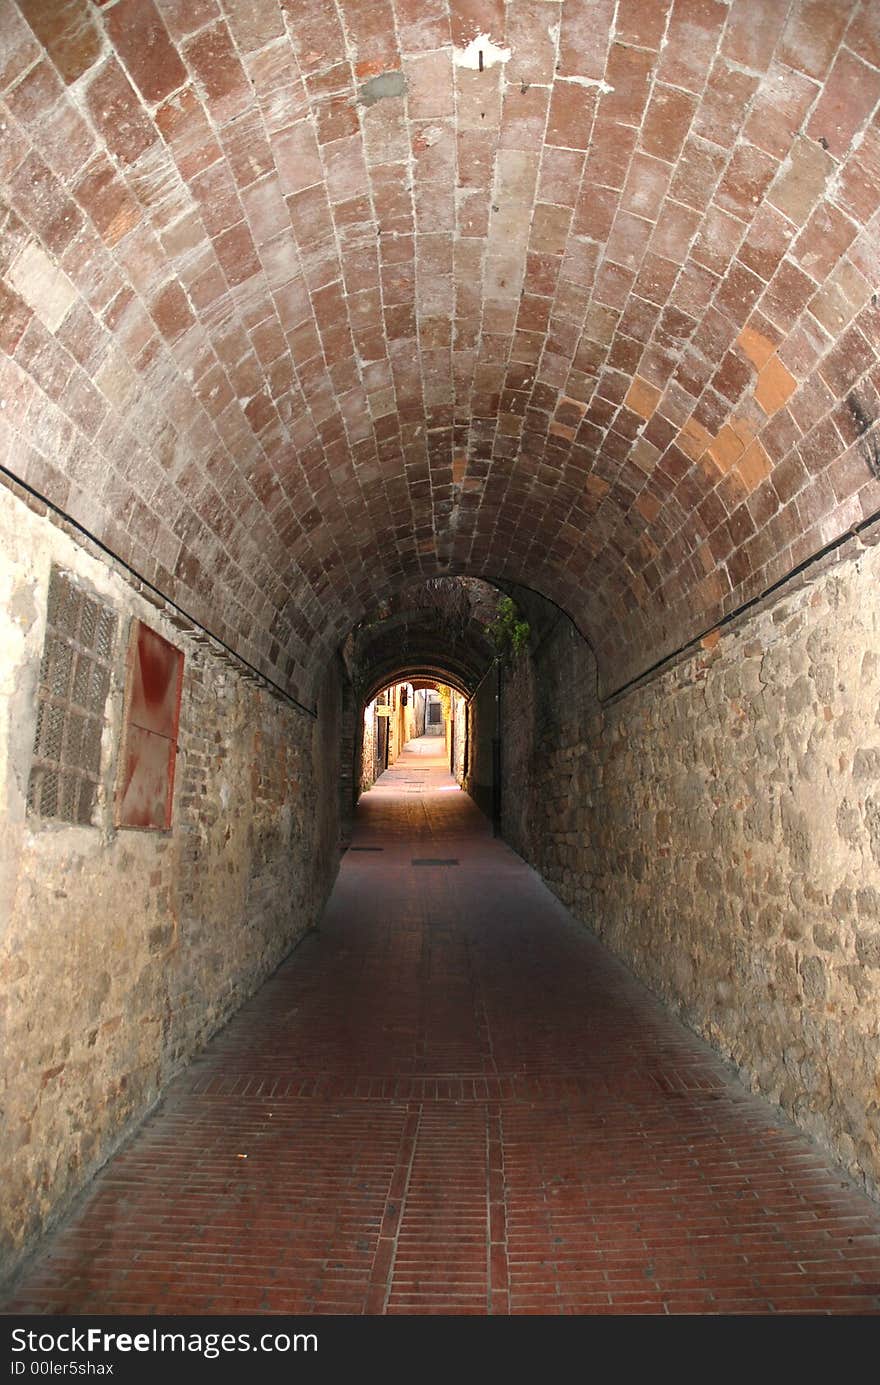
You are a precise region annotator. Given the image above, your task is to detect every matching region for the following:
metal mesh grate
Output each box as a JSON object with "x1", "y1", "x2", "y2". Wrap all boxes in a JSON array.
[{"x1": 27, "y1": 567, "x2": 117, "y2": 825}]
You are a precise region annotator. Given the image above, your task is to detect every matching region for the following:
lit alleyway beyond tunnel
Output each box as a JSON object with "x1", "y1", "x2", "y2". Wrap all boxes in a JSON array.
[{"x1": 7, "y1": 737, "x2": 880, "y2": 1317}]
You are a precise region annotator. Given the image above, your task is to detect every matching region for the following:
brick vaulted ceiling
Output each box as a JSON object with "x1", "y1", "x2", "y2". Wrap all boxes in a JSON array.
[{"x1": 1, "y1": 1, "x2": 879, "y2": 703}]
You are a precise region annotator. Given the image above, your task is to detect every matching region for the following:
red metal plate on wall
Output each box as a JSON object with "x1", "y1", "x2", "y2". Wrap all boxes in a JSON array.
[
  {"x1": 128, "y1": 621, "x2": 183, "y2": 737},
  {"x1": 116, "y1": 621, "x2": 183, "y2": 830}
]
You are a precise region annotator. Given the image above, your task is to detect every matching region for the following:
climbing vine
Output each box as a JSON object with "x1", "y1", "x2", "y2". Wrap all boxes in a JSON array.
[{"x1": 485, "y1": 595, "x2": 530, "y2": 664}]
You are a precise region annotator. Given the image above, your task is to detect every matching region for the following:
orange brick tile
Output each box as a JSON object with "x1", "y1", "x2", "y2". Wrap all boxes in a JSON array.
[
  {"x1": 707, "y1": 422, "x2": 748, "y2": 473},
  {"x1": 755, "y1": 355, "x2": 798, "y2": 415},
  {"x1": 625, "y1": 375, "x2": 663, "y2": 420},
  {"x1": 677, "y1": 415, "x2": 713, "y2": 461},
  {"x1": 737, "y1": 324, "x2": 779, "y2": 369},
  {"x1": 736, "y1": 438, "x2": 773, "y2": 493}
]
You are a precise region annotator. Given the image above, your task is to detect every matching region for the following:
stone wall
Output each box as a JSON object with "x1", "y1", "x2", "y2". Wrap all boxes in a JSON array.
[
  {"x1": 0, "y1": 483, "x2": 341, "y2": 1283},
  {"x1": 337, "y1": 677, "x2": 357, "y2": 848},
  {"x1": 359, "y1": 699, "x2": 380, "y2": 795},
  {"x1": 451, "y1": 691, "x2": 468, "y2": 785},
  {"x1": 387, "y1": 688, "x2": 416, "y2": 765},
  {"x1": 503, "y1": 537, "x2": 880, "y2": 1202}
]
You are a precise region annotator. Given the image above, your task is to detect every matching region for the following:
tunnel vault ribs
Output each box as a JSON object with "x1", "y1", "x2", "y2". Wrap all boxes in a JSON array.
[
  {"x1": 346, "y1": 576, "x2": 499, "y2": 707},
  {"x1": 1, "y1": 1, "x2": 879, "y2": 702}
]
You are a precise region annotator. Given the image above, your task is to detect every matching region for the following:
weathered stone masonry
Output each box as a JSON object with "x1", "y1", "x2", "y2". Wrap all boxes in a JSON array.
[
  {"x1": 503, "y1": 536, "x2": 880, "y2": 1202},
  {"x1": 0, "y1": 483, "x2": 341, "y2": 1282}
]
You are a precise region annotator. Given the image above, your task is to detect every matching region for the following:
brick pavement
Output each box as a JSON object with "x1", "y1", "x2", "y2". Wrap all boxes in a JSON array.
[{"x1": 6, "y1": 738, "x2": 880, "y2": 1315}]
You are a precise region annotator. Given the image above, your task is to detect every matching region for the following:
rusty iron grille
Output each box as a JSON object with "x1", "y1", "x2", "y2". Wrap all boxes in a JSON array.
[{"x1": 27, "y1": 567, "x2": 117, "y2": 824}]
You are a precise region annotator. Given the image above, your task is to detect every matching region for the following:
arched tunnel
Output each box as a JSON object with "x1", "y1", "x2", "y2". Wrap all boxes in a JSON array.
[{"x1": 2, "y1": 0, "x2": 880, "y2": 1318}]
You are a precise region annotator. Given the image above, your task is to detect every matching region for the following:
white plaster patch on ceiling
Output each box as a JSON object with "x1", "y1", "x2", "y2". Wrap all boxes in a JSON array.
[
  {"x1": 7, "y1": 242, "x2": 77, "y2": 332},
  {"x1": 556, "y1": 74, "x2": 615, "y2": 93},
  {"x1": 453, "y1": 34, "x2": 511, "y2": 69}
]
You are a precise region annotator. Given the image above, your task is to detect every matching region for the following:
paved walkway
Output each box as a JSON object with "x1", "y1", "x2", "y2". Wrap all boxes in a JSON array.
[{"x1": 7, "y1": 738, "x2": 880, "y2": 1314}]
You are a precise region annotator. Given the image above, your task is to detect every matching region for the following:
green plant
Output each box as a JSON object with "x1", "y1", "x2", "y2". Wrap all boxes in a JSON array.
[{"x1": 485, "y1": 595, "x2": 530, "y2": 663}]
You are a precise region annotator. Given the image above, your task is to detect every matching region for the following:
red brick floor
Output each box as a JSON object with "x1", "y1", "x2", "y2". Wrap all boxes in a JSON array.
[{"x1": 7, "y1": 738, "x2": 880, "y2": 1315}]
